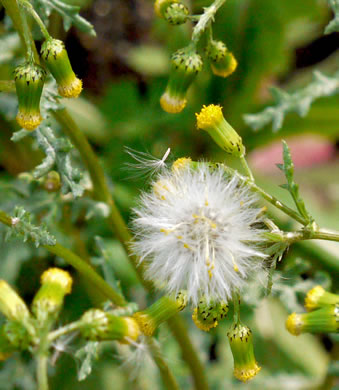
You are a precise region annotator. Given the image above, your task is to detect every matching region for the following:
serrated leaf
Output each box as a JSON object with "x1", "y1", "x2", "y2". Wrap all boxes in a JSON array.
[
  {"x1": 36, "y1": 0, "x2": 96, "y2": 36},
  {"x1": 325, "y1": 0, "x2": 339, "y2": 34},
  {"x1": 75, "y1": 341, "x2": 99, "y2": 381},
  {"x1": 280, "y1": 141, "x2": 314, "y2": 225},
  {"x1": 244, "y1": 70, "x2": 339, "y2": 131},
  {"x1": 6, "y1": 206, "x2": 56, "y2": 247},
  {"x1": 32, "y1": 124, "x2": 84, "y2": 198}
]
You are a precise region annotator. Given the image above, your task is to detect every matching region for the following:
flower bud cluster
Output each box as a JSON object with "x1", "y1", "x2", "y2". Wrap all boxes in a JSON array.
[
  {"x1": 14, "y1": 38, "x2": 82, "y2": 131},
  {"x1": 0, "y1": 268, "x2": 72, "y2": 361},
  {"x1": 286, "y1": 286, "x2": 339, "y2": 336},
  {"x1": 154, "y1": 1, "x2": 238, "y2": 113}
]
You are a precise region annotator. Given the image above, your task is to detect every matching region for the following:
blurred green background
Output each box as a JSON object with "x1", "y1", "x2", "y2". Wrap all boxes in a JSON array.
[{"x1": 0, "y1": 0, "x2": 338, "y2": 389}]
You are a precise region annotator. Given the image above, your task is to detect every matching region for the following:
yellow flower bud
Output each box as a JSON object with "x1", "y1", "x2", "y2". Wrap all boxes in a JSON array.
[
  {"x1": 14, "y1": 62, "x2": 46, "y2": 130},
  {"x1": 41, "y1": 39, "x2": 82, "y2": 98},
  {"x1": 160, "y1": 47, "x2": 203, "y2": 113},
  {"x1": 286, "y1": 306, "x2": 339, "y2": 336},
  {"x1": 0, "y1": 280, "x2": 30, "y2": 323},
  {"x1": 227, "y1": 323, "x2": 261, "y2": 382},
  {"x1": 133, "y1": 292, "x2": 187, "y2": 336},
  {"x1": 196, "y1": 104, "x2": 245, "y2": 156},
  {"x1": 32, "y1": 268, "x2": 72, "y2": 321},
  {"x1": 192, "y1": 298, "x2": 228, "y2": 332},
  {"x1": 305, "y1": 286, "x2": 339, "y2": 311},
  {"x1": 80, "y1": 309, "x2": 140, "y2": 344}
]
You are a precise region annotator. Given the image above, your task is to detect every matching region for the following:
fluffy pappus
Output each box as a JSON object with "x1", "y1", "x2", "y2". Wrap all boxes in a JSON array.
[{"x1": 131, "y1": 163, "x2": 267, "y2": 305}]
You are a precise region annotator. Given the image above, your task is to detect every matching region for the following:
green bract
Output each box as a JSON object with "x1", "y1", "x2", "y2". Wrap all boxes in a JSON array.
[{"x1": 14, "y1": 62, "x2": 46, "y2": 130}]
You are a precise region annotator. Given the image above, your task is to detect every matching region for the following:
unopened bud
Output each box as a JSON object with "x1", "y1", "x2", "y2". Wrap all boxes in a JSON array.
[
  {"x1": 206, "y1": 40, "x2": 237, "y2": 78},
  {"x1": 305, "y1": 286, "x2": 339, "y2": 312},
  {"x1": 192, "y1": 297, "x2": 229, "y2": 331},
  {"x1": 160, "y1": 47, "x2": 203, "y2": 113},
  {"x1": 227, "y1": 323, "x2": 261, "y2": 382},
  {"x1": 42, "y1": 171, "x2": 61, "y2": 192},
  {"x1": 196, "y1": 104, "x2": 245, "y2": 156},
  {"x1": 154, "y1": 0, "x2": 178, "y2": 18},
  {"x1": 41, "y1": 39, "x2": 82, "y2": 98},
  {"x1": 286, "y1": 306, "x2": 339, "y2": 336},
  {"x1": 164, "y1": 3, "x2": 189, "y2": 25},
  {"x1": 32, "y1": 268, "x2": 72, "y2": 322},
  {"x1": 14, "y1": 62, "x2": 46, "y2": 130},
  {"x1": 80, "y1": 309, "x2": 140, "y2": 344},
  {"x1": 133, "y1": 292, "x2": 188, "y2": 336},
  {"x1": 0, "y1": 280, "x2": 30, "y2": 323},
  {"x1": 4, "y1": 321, "x2": 31, "y2": 350}
]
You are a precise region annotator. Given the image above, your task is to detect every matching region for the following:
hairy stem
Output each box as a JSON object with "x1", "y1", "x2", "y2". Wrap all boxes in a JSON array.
[
  {"x1": 191, "y1": 0, "x2": 227, "y2": 43},
  {"x1": 48, "y1": 321, "x2": 82, "y2": 342},
  {"x1": 19, "y1": 0, "x2": 51, "y2": 40},
  {"x1": 221, "y1": 165, "x2": 308, "y2": 225},
  {"x1": 1, "y1": 0, "x2": 39, "y2": 63},
  {"x1": 52, "y1": 109, "x2": 210, "y2": 390},
  {"x1": 146, "y1": 337, "x2": 180, "y2": 390},
  {"x1": 36, "y1": 354, "x2": 49, "y2": 390},
  {"x1": 239, "y1": 155, "x2": 254, "y2": 181},
  {"x1": 0, "y1": 209, "x2": 127, "y2": 306},
  {"x1": 167, "y1": 315, "x2": 209, "y2": 390}
]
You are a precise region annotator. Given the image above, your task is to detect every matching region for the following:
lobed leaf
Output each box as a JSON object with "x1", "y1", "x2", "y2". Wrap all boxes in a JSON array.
[
  {"x1": 244, "y1": 70, "x2": 339, "y2": 131},
  {"x1": 5, "y1": 206, "x2": 56, "y2": 247},
  {"x1": 279, "y1": 141, "x2": 314, "y2": 225}
]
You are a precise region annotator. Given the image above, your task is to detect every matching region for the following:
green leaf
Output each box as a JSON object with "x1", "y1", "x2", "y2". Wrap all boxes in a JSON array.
[
  {"x1": 75, "y1": 341, "x2": 99, "y2": 381},
  {"x1": 32, "y1": 124, "x2": 85, "y2": 198},
  {"x1": 325, "y1": 0, "x2": 339, "y2": 34},
  {"x1": 244, "y1": 70, "x2": 339, "y2": 131},
  {"x1": 34, "y1": 0, "x2": 96, "y2": 36},
  {"x1": 5, "y1": 206, "x2": 56, "y2": 247},
  {"x1": 280, "y1": 141, "x2": 314, "y2": 225}
]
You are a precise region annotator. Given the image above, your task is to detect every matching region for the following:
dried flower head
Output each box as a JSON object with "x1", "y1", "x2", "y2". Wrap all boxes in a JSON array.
[{"x1": 132, "y1": 163, "x2": 266, "y2": 304}]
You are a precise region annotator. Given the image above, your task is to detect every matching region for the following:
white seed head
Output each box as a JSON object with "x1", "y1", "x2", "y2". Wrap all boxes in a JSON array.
[{"x1": 132, "y1": 164, "x2": 266, "y2": 305}]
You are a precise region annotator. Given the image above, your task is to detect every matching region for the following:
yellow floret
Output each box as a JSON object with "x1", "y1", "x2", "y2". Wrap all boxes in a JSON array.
[
  {"x1": 172, "y1": 157, "x2": 192, "y2": 173},
  {"x1": 196, "y1": 104, "x2": 223, "y2": 130},
  {"x1": 16, "y1": 111, "x2": 42, "y2": 131},
  {"x1": 160, "y1": 92, "x2": 186, "y2": 113},
  {"x1": 132, "y1": 312, "x2": 156, "y2": 336},
  {"x1": 234, "y1": 364, "x2": 261, "y2": 383},
  {"x1": 192, "y1": 308, "x2": 218, "y2": 332},
  {"x1": 305, "y1": 286, "x2": 325, "y2": 311},
  {"x1": 58, "y1": 77, "x2": 82, "y2": 98},
  {"x1": 119, "y1": 317, "x2": 141, "y2": 344},
  {"x1": 211, "y1": 54, "x2": 238, "y2": 78},
  {"x1": 41, "y1": 268, "x2": 73, "y2": 294},
  {"x1": 285, "y1": 313, "x2": 302, "y2": 336}
]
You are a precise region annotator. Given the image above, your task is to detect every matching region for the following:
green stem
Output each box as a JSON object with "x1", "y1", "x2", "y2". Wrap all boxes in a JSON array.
[
  {"x1": 1, "y1": 0, "x2": 39, "y2": 63},
  {"x1": 146, "y1": 337, "x2": 180, "y2": 390},
  {"x1": 232, "y1": 291, "x2": 240, "y2": 325},
  {"x1": 53, "y1": 108, "x2": 209, "y2": 389},
  {"x1": 239, "y1": 155, "x2": 254, "y2": 181},
  {"x1": 221, "y1": 164, "x2": 308, "y2": 225},
  {"x1": 279, "y1": 229, "x2": 339, "y2": 244},
  {"x1": 48, "y1": 320, "x2": 82, "y2": 342},
  {"x1": 19, "y1": 0, "x2": 51, "y2": 40},
  {"x1": 191, "y1": 0, "x2": 227, "y2": 43},
  {"x1": 0, "y1": 209, "x2": 127, "y2": 306},
  {"x1": 0, "y1": 80, "x2": 16, "y2": 92},
  {"x1": 167, "y1": 315, "x2": 209, "y2": 390},
  {"x1": 36, "y1": 354, "x2": 49, "y2": 390}
]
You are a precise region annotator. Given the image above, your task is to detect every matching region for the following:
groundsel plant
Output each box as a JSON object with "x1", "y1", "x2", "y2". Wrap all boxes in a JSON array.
[{"x1": 0, "y1": 0, "x2": 338, "y2": 389}]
